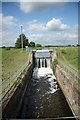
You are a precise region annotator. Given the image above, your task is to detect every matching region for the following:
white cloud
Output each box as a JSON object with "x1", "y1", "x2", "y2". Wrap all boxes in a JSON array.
[
  {"x1": 2, "y1": 14, "x2": 18, "y2": 31},
  {"x1": 28, "y1": 31, "x2": 78, "y2": 45},
  {"x1": 46, "y1": 18, "x2": 69, "y2": 31},
  {"x1": 0, "y1": 13, "x2": 78, "y2": 47},
  {"x1": 69, "y1": 24, "x2": 78, "y2": 34},
  {"x1": 28, "y1": 18, "x2": 69, "y2": 32},
  {"x1": 2, "y1": 31, "x2": 17, "y2": 47},
  {"x1": 25, "y1": 18, "x2": 78, "y2": 45},
  {"x1": 0, "y1": 13, "x2": 2, "y2": 29},
  {"x1": 19, "y1": 1, "x2": 78, "y2": 14},
  {"x1": 27, "y1": 23, "x2": 78, "y2": 45},
  {"x1": 19, "y1": 2, "x2": 55, "y2": 13},
  {"x1": 0, "y1": 14, "x2": 18, "y2": 47},
  {"x1": 27, "y1": 19, "x2": 46, "y2": 32}
]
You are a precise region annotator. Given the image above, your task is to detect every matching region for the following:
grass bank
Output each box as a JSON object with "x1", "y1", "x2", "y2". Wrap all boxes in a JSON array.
[
  {"x1": 54, "y1": 46, "x2": 79, "y2": 70},
  {"x1": 2, "y1": 48, "x2": 29, "y2": 81}
]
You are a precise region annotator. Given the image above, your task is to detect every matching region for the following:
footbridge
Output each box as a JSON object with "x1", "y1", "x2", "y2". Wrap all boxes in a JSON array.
[{"x1": 1, "y1": 49, "x2": 80, "y2": 119}]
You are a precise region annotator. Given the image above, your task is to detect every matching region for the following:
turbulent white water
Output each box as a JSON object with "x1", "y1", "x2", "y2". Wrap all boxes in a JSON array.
[
  {"x1": 47, "y1": 59, "x2": 50, "y2": 67},
  {"x1": 35, "y1": 58, "x2": 51, "y2": 68},
  {"x1": 32, "y1": 67, "x2": 59, "y2": 94},
  {"x1": 33, "y1": 67, "x2": 53, "y2": 78},
  {"x1": 48, "y1": 77, "x2": 58, "y2": 94}
]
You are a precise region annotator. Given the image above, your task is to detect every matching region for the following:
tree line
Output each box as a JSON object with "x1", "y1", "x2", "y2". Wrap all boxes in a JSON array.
[{"x1": 15, "y1": 34, "x2": 42, "y2": 48}]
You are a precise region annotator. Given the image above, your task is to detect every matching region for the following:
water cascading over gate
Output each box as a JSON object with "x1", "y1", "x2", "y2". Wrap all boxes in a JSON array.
[
  {"x1": 35, "y1": 58, "x2": 50, "y2": 68},
  {"x1": 32, "y1": 49, "x2": 52, "y2": 68}
]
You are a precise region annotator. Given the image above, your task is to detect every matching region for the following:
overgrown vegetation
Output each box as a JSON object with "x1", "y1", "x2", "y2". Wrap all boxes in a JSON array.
[{"x1": 51, "y1": 59, "x2": 58, "y2": 73}]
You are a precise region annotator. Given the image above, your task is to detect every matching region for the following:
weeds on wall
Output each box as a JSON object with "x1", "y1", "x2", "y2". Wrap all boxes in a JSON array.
[{"x1": 52, "y1": 59, "x2": 58, "y2": 74}]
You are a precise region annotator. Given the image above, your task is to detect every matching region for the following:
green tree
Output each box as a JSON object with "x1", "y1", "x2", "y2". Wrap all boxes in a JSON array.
[
  {"x1": 36, "y1": 44, "x2": 42, "y2": 47},
  {"x1": 15, "y1": 34, "x2": 29, "y2": 48},
  {"x1": 29, "y1": 41, "x2": 35, "y2": 47}
]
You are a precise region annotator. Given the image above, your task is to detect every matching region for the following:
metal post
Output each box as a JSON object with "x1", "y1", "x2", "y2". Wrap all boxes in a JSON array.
[{"x1": 21, "y1": 25, "x2": 23, "y2": 51}]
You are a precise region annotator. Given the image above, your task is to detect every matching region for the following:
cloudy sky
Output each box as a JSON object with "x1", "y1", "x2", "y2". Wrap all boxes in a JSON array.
[{"x1": 1, "y1": 2, "x2": 78, "y2": 46}]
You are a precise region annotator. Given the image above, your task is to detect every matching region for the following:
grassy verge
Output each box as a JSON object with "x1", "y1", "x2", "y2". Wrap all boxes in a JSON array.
[
  {"x1": 2, "y1": 48, "x2": 29, "y2": 81},
  {"x1": 55, "y1": 46, "x2": 79, "y2": 70}
]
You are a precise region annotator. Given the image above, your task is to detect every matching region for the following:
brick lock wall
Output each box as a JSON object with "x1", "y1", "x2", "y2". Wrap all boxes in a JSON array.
[{"x1": 55, "y1": 65, "x2": 80, "y2": 116}]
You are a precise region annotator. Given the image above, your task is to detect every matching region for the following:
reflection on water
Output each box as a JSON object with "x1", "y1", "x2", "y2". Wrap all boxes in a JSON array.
[{"x1": 21, "y1": 68, "x2": 74, "y2": 119}]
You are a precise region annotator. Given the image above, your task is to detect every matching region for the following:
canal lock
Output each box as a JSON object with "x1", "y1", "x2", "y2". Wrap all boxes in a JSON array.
[{"x1": 20, "y1": 50, "x2": 75, "y2": 119}]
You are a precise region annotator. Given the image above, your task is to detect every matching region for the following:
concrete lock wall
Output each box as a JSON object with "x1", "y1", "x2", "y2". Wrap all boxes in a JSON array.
[
  {"x1": 55, "y1": 65, "x2": 80, "y2": 117},
  {"x1": 3, "y1": 63, "x2": 33, "y2": 119},
  {"x1": 51, "y1": 50, "x2": 57, "y2": 61}
]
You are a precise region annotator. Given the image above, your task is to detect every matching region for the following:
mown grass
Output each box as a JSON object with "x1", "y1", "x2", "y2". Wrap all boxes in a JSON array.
[
  {"x1": 54, "y1": 46, "x2": 79, "y2": 70},
  {"x1": 2, "y1": 48, "x2": 29, "y2": 81}
]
